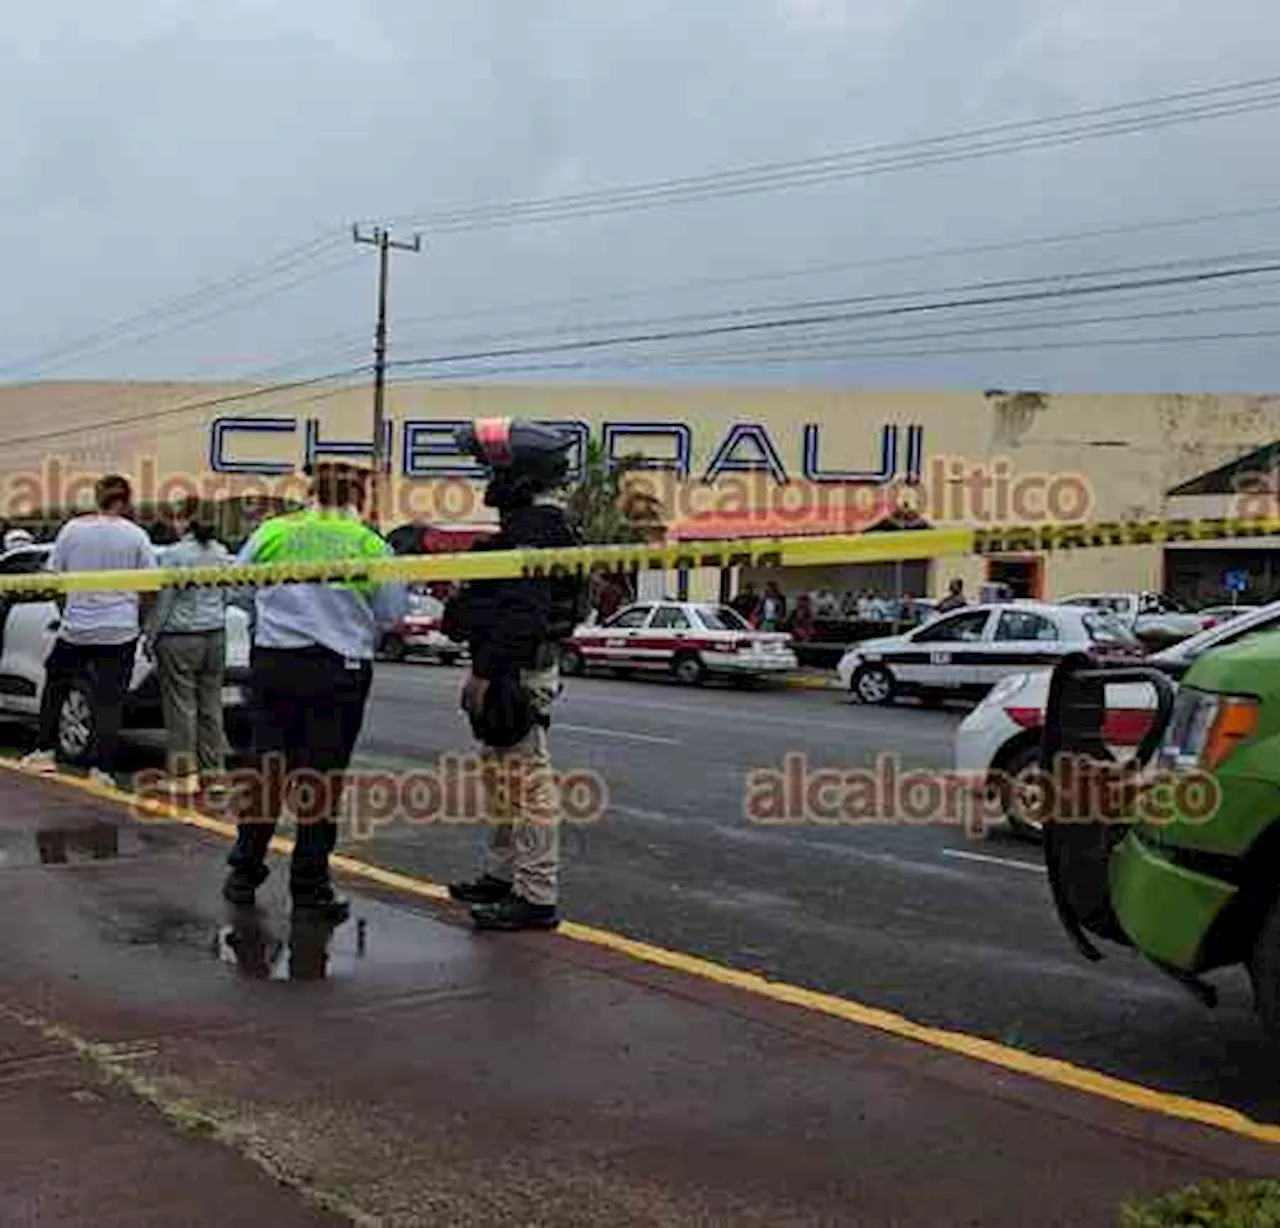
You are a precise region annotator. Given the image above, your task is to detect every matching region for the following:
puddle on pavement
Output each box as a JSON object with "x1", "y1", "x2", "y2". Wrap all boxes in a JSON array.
[
  {"x1": 108, "y1": 905, "x2": 214, "y2": 951},
  {"x1": 215, "y1": 913, "x2": 370, "y2": 982},
  {"x1": 0, "y1": 821, "x2": 160, "y2": 868}
]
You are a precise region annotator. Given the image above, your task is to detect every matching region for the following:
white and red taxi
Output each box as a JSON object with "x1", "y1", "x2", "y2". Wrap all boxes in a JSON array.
[
  {"x1": 561, "y1": 601, "x2": 798, "y2": 685},
  {"x1": 378, "y1": 589, "x2": 466, "y2": 665},
  {"x1": 954, "y1": 599, "x2": 1280, "y2": 838}
]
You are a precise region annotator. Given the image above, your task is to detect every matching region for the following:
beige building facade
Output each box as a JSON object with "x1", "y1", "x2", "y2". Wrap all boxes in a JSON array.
[{"x1": 1, "y1": 380, "x2": 1278, "y2": 605}]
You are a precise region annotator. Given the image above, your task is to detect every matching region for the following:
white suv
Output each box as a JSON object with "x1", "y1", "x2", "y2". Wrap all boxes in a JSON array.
[{"x1": 0, "y1": 544, "x2": 252, "y2": 765}]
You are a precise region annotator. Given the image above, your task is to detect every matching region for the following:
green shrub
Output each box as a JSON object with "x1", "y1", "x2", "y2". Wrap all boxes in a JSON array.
[{"x1": 1119, "y1": 1180, "x2": 1280, "y2": 1227}]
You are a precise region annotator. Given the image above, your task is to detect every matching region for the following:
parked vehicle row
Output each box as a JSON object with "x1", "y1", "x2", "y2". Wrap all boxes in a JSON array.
[
  {"x1": 1057, "y1": 591, "x2": 1217, "y2": 643},
  {"x1": 0, "y1": 544, "x2": 253, "y2": 765},
  {"x1": 954, "y1": 599, "x2": 1280, "y2": 838}
]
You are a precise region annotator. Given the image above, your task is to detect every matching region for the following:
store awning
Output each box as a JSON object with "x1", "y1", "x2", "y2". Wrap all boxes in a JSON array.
[{"x1": 666, "y1": 504, "x2": 931, "y2": 542}]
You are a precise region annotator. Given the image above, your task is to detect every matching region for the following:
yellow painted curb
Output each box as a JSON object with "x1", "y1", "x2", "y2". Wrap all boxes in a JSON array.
[
  {"x1": 6, "y1": 758, "x2": 1280, "y2": 1149},
  {"x1": 784, "y1": 674, "x2": 839, "y2": 690}
]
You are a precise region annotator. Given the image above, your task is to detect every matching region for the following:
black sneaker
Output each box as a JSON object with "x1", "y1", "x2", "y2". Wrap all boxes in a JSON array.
[
  {"x1": 448, "y1": 874, "x2": 513, "y2": 905},
  {"x1": 291, "y1": 883, "x2": 351, "y2": 925},
  {"x1": 471, "y1": 894, "x2": 559, "y2": 931},
  {"x1": 222, "y1": 865, "x2": 269, "y2": 906}
]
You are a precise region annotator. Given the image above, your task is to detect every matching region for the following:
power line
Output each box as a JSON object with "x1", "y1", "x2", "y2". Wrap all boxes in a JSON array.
[
  {"x1": 0, "y1": 230, "x2": 347, "y2": 378},
  {"x1": 175, "y1": 200, "x2": 1280, "y2": 383},
  {"x1": 381, "y1": 75, "x2": 1280, "y2": 232},
  {"x1": 378, "y1": 199, "x2": 1280, "y2": 334},
  {"x1": 0, "y1": 366, "x2": 370, "y2": 451},
  {"x1": 384, "y1": 258, "x2": 1280, "y2": 372},
  {"x1": 440, "y1": 294, "x2": 1280, "y2": 368},
  {"x1": 8, "y1": 251, "x2": 1280, "y2": 453},
  {"x1": 360, "y1": 246, "x2": 1280, "y2": 358},
  {"x1": 369, "y1": 324, "x2": 1280, "y2": 384}
]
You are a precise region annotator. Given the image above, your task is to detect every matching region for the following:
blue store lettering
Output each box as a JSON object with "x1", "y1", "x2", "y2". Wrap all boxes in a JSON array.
[{"x1": 209, "y1": 416, "x2": 924, "y2": 484}]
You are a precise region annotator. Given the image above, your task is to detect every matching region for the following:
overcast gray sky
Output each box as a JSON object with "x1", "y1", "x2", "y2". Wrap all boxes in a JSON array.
[{"x1": 3, "y1": 0, "x2": 1280, "y2": 393}]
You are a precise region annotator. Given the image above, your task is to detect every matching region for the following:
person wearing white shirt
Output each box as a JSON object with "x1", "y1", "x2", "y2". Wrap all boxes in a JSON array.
[{"x1": 19, "y1": 476, "x2": 157, "y2": 785}]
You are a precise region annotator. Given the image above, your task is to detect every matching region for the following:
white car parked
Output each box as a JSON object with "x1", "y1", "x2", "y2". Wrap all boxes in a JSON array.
[
  {"x1": 1058, "y1": 591, "x2": 1212, "y2": 643},
  {"x1": 0, "y1": 543, "x2": 252, "y2": 765},
  {"x1": 377, "y1": 589, "x2": 466, "y2": 665},
  {"x1": 953, "y1": 598, "x2": 1280, "y2": 838},
  {"x1": 836, "y1": 601, "x2": 1143, "y2": 707},
  {"x1": 562, "y1": 600, "x2": 798, "y2": 686}
]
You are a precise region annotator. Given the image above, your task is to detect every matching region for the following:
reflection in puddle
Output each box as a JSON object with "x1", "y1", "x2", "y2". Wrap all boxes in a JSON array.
[{"x1": 217, "y1": 912, "x2": 364, "y2": 982}]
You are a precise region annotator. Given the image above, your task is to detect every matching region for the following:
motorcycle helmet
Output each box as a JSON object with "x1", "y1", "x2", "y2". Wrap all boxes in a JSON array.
[{"x1": 456, "y1": 418, "x2": 574, "y2": 508}]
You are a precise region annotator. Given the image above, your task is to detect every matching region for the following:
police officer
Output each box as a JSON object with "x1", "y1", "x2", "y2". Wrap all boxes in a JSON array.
[
  {"x1": 443, "y1": 418, "x2": 587, "y2": 931},
  {"x1": 224, "y1": 461, "x2": 408, "y2": 921}
]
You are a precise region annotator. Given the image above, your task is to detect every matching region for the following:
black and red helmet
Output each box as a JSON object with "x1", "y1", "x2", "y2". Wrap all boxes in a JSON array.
[{"x1": 455, "y1": 417, "x2": 574, "y2": 505}]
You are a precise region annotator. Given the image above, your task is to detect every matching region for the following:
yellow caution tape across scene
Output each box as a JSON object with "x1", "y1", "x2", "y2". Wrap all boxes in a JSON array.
[{"x1": 3, "y1": 512, "x2": 1280, "y2": 596}]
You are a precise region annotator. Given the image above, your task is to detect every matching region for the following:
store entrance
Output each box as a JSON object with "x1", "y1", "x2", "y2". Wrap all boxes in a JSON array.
[{"x1": 985, "y1": 556, "x2": 1043, "y2": 600}]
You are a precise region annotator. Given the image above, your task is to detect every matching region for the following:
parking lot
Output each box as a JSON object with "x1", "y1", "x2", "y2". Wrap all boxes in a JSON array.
[{"x1": 11, "y1": 656, "x2": 1276, "y2": 1125}]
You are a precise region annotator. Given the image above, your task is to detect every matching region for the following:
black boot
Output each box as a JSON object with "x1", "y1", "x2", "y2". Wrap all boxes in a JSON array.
[
  {"x1": 471, "y1": 894, "x2": 559, "y2": 931},
  {"x1": 222, "y1": 862, "x2": 269, "y2": 906},
  {"x1": 448, "y1": 874, "x2": 512, "y2": 905},
  {"x1": 290, "y1": 881, "x2": 351, "y2": 925}
]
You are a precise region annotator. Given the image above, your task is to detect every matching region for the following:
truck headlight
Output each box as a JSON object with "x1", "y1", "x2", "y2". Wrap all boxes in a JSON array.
[{"x1": 1159, "y1": 688, "x2": 1258, "y2": 772}]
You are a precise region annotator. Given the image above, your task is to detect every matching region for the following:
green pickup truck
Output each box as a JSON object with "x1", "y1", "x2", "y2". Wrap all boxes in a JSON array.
[{"x1": 1043, "y1": 630, "x2": 1280, "y2": 1046}]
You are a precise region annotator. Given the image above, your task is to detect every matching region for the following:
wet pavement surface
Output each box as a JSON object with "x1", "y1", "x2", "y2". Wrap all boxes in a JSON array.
[{"x1": 0, "y1": 770, "x2": 1278, "y2": 1225}]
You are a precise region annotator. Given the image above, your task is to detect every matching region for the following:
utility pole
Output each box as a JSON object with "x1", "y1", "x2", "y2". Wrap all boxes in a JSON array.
[{"x1": 352, "y1": 224, "x2": 422, "y2": 525}]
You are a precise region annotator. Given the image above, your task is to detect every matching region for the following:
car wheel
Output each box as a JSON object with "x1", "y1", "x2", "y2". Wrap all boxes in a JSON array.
[
  {"x1": 850, "y1": 664, "x2": 895, "y2": 705},
  {"x1": 560, "y1": 647, "x2": 585, "y2": 676},
  {"x1": 380, "y1": 636, "x2": 406, "y2": 662},
  {"x1": 672, "y1": 653, "x2": 706, "y2": 686},
  {"x1": 56, "y1": 677, "x2": 96, "y2": 767},
  {"x1": 1249, "y1": 895, "x2": 1280, "y2": 1053},
  {"x1": 998, "y1": 743, "x2": 1049, "y2": 841}
]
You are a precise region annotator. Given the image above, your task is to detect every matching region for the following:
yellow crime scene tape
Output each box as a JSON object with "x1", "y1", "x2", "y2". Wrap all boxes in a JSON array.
[{"x1": 3, "y1": 513, "x2": 1280, "y2": 596}]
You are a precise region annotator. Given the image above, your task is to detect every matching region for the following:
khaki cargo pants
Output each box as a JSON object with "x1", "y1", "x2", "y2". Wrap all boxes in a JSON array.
[{"x1": 478, "y1": 664, "x2": 562, "y2": 906}]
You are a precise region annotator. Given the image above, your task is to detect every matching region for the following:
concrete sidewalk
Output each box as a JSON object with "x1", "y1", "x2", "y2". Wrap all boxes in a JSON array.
[{"x1": 1, "y1": 770, "x2": 1277, "y2": 1226}]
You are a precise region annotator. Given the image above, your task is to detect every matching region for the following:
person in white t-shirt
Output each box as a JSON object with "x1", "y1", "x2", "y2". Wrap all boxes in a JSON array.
[{"x1": 20, "y1": 475, "x2": 157, "y2": 785}]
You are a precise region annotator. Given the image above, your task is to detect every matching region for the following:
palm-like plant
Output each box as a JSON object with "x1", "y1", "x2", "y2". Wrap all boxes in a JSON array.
[{"x1": 562, "y1": 441, "x2": 665, "y2": 544}]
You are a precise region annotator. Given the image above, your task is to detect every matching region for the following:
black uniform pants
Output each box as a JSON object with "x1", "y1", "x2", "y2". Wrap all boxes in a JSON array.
[{"x1": 228, "y1": 645, "x2": 372, "y2": 893}]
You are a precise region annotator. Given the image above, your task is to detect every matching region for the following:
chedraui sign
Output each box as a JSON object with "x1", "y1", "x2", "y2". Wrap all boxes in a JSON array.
[{"x1": 205, "y1": 413, "x2": 928, "y2": 536}]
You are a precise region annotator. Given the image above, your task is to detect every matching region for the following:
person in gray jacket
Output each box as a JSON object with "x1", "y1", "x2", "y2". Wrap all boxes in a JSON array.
[{"x1": 144, "y1": 496, "x2": 231, "y2": 792}]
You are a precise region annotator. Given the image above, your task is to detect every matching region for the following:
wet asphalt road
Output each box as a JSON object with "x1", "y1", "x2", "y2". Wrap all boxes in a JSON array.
[
  {"x1": 354, "y1": 662, "x2": 1280, "y2": 1123},
  {"x1": 5, "y1": 660, "x2": 1278, "y2": 1121}
]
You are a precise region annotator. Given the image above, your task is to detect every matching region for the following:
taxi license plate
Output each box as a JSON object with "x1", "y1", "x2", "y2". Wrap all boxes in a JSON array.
[{"x1": 221, "y1": 685, "x2": 245, "y2": 706}]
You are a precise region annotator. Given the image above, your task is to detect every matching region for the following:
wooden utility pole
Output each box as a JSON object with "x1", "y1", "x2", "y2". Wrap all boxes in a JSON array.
[{"x1": 352, "y1": 224, "x2": 422, "y2": 524}]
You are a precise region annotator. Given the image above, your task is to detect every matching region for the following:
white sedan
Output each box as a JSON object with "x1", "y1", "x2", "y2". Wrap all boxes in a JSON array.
[
  {"x1": 0, "y1": 543, "x2": 252, "y2": 766},
  {"x1": 836, "y1": 601, "x2": 1143, "y2": 707},
  {"x1": 561, "y1": 600, "x2": 798, "y2": 686},
  {"x1": 953, "y1": 598, "x2": 1280, "y2": 838},
  {"x1": 378, "y1": 590, "x2": 466, "y2": 665}
]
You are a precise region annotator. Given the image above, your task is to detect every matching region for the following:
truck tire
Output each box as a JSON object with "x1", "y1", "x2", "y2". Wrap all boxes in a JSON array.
[{"x1": 1249, "y1": 896, "x2": 1280, "y2": 1050}]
